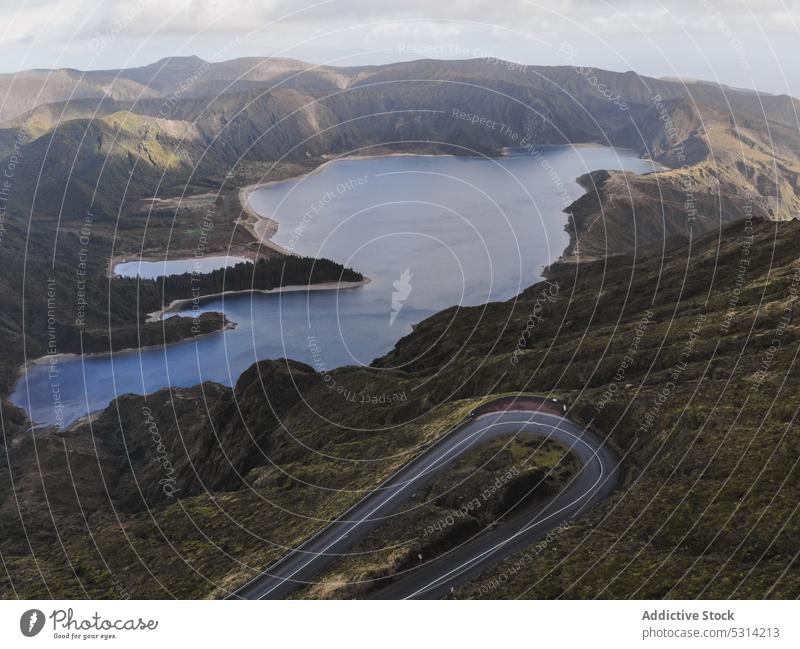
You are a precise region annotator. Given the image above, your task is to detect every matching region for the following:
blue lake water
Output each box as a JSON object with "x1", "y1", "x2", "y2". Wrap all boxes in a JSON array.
[
  {"x1": 114, "y1": 255, "x2": 252, "y2": 279},
  {"x1": 11, "y1": 147, "x2": 655, "y2": 426}
]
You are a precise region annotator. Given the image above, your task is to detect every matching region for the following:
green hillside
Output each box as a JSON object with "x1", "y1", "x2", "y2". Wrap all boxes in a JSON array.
[{"x1": 2, "y1": 218, "x2": 798, "y2": 598}]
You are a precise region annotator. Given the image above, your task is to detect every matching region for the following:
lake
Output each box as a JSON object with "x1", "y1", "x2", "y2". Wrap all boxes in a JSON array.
[
  {"x1": 11, "y1": 146, "x2": 655, "y2": 426},
  {"x1": 113, "y1": 254, "x2": 252, "y2": 279}
]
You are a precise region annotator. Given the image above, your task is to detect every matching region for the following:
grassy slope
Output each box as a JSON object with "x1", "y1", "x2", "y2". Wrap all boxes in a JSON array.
[
  {"x1": 0, "y1": 378, "x2": 482, "y2": 598},
  {"x1": 2, "y1": 218, "x2": 799, "y2": 598},
  {"x1": 2, "y1": 61, "x2": 798, "y2": 390},
  {"x1": 379, "y1": 218, "x2": 800, "y2": 599},
  {"x1": 1, "y1": 59, "x2": 800, "y2": 599},
  {"x1": 564, "y1": 101, "x2": 800, "y2": 261}
]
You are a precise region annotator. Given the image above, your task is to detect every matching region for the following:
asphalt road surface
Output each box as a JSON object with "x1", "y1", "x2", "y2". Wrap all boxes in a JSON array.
[{"x1": 231, "y1": 403, "x2": 620, "y2": 600}]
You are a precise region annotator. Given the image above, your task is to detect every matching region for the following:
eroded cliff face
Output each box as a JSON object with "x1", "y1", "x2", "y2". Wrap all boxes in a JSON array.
[{"x1": 562, "y1": 99, "x2": 800, "y2": 262}]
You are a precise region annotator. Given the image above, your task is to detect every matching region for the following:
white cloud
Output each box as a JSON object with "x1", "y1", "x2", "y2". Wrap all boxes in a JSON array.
[
  {"x1": 0, "y1": 0, "x2": 797, "y2": 94},
  {"x1": 3, "y1": 0, "x2": 795, "y2": 43}
]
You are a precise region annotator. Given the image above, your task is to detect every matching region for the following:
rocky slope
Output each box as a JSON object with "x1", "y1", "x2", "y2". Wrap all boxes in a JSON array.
[
  {"x1": 2, "y1": 218, "x2": 800, "y2": 598},
  {"x1": 560, "y1": 97, "x2": 800, "y2": 261},
  {"x1": 0, "y1": 60, "x2": 797, "y2": 378},
  {"x1": 1, "y1": 57, "x2": 799, "y2": 599}
]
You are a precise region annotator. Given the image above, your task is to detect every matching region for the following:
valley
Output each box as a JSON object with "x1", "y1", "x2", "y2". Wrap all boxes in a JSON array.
[
  {"x1": 3, "y1": 216, "x2": 799, "y2": 598},
  {"x1": 0, "y1": 55, "x2": 799, "y2": 600},
  {"x1": 9, "y1": 145, "x2": 651, "y2": 427}
]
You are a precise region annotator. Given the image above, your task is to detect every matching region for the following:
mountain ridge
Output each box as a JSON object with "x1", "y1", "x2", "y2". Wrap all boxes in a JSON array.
[
  {"x1": 0, "y1": 57, "x2": 798, "y2": 394},
  {"x1": 3, "y1": 56, "x2": 798, "y2": 125}
]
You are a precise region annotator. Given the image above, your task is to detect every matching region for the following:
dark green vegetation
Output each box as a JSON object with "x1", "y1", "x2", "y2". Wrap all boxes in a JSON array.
[
  {"x1": 2, "y1": 218, "x2": 799, "y2": 598},
  {"x1": 0, "y1": 363, "x2": 483, "y2": 598},
  {"x1": 1, "y1": 56, "x2": 797, "y2": 389},
  {"x1": 1, "y1": 56, "x2": 799, "y2": 599},
  {"x1": 0, "y1": 181, "x2": 255, "y2": 391},
  {"x1": 384, "y1": 219, "x2": 800, "y2": 599},
  {"x1": 2, "y1": 253, "x2": 358, "y2": 389},
  {"x1": 292, "y1": 435, "x2": 579, "y2": 599},
  {"x1": 63, "y1": 311, "x2": 231, "y2": 357},
  {"x1": 113, "y1": 255, "x2": 363, "y2": 318}
]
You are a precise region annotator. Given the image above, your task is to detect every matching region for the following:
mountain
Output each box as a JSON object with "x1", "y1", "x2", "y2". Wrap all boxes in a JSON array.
[
  {"x1": 4, "y1": 57, "x2": 800, "y2": 126},
  {"x1": 0, "y1": 67, "x2": 159, "y2": 124},
  {"x1": 0, "y1": 56, "x2": 797, "y2": 391},
  {"x1": 3, "y1": 57, "x2": 798, "y2": 226},
  {"x1": 0, "y1": 55, "x2": 799, "y2": 599},
  {"x1": 3, "y1": 217, "x2": 799, "y2": 598}
]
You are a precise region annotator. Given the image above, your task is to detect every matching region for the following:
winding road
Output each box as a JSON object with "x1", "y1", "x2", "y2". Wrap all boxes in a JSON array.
[{"x1": 231, "y1": 400, "x2": 620, "y2": 600}]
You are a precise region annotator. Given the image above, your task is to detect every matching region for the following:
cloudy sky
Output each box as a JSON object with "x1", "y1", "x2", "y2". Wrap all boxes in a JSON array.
[{"x1": 1, "y1": 0, "x2": 798, "y2": 95}]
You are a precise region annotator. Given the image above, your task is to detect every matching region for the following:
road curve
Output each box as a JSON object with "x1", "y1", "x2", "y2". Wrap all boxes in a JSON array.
[{"x1": 230, "y1": 403, "x2": 620, "y2": 600}]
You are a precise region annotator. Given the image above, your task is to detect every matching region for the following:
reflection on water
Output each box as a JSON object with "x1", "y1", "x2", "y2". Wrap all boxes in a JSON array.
[{"x1": 11, "y1": 147, "x2": 655, "y2": 425}]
